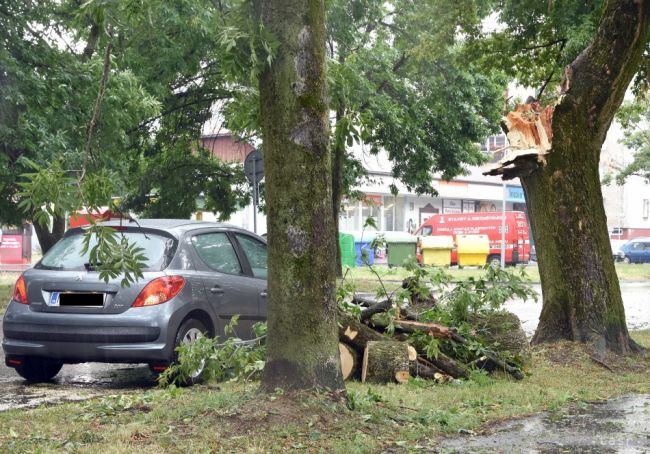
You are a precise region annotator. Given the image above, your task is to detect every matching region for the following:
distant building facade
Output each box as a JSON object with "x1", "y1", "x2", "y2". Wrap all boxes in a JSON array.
[
  {"x1": 196, "y1": 133, "x2": 526, "y2": 235},
  {"x1": 601, "y1": 122, "x2": 650, "y2": 240}
]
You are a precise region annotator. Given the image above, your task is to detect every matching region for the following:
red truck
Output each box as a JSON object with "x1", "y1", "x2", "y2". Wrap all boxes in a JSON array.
[{"x1": 415, "y1": 211, "x2": 531, "y2": 265}]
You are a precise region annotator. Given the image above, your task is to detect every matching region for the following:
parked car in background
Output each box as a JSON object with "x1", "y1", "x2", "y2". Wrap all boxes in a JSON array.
[
  {"x1": 2, "y1": 219, "x2": 267, "y2": 384},
  {"x1": 614, "y1": 238, "x2": 650, "y2": 264}
]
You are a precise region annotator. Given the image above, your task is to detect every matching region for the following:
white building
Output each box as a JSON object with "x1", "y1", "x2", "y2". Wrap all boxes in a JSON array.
[
  {"x1": 601, "y1": 122, "x2": 650, "y2": 240},
  {"x1": 338, "y1": 138, "x2": 525, "y2": 234},
  {"x1": 196, "y1": 133, "x2": 525, "y2": 236}
]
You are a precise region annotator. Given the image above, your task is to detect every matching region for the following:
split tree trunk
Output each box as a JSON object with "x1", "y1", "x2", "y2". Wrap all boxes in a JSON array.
[
  {"x1": 258, "y1": 0, "x2": 345, "y2": 391},
  {"x1": 525, "y1": 0, "x2": 649, "y2": 354}
]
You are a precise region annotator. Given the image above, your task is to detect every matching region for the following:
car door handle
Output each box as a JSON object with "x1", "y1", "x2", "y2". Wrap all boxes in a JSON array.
[
  {"x1": 210, "y1": 286, "x2": 225, "y2": 295},
  {"x1": 260, "y1": 290, "x2": 268, "y2": 298}
]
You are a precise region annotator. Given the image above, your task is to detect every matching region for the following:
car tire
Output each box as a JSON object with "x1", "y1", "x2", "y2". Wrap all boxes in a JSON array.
[
  {"x1": 623, "y1": 256, "x2": 631, "y2": 264},
  {"x1": 173, "y1": 318, "x2": 208, "y2": 386},
  {"x1": 15, "y1": 358, "x2": 63, "y2": 382}
]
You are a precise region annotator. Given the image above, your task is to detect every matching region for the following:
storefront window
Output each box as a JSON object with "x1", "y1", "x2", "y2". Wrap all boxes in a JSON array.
[
  {"x1": 362, "y1": 200, "x2": 379, "y2": 230},
  {"x1": 340, "y1": 201, "x2": 359, "y2": 231},
  {"x1": 462, "y1": 200, "x2": 476, "y2": 213},
  {"x1": 383, "y1": 196, "x2": 395, "y2": 231}
]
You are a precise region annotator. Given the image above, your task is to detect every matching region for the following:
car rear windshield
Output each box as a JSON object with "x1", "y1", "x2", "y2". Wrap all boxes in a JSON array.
[{"x1": 37, "y1": 231, "x2": 175, "y2": 271}]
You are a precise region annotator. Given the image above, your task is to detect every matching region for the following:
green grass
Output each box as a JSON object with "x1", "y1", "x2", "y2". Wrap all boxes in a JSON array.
[
  {"x1": 1, "y1": 332, "x2": 648, "y2": 453},
  {"x1": 345, "y1": 263, "x2": 650, "y2": 290},
  {"x1": 0, "y1": 272, "x2": 18, "y2": 313}
]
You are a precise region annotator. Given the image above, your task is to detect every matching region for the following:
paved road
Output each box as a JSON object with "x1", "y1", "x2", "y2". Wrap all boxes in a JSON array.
[
  {"x1": 0, "y1": 282, "x2": 649, "y2": 411},
  {"x1": 0, "y1": 316, "x2": 156, "y2": 411},
  {"x1": 505, "y1": 282, "x2": 650, "y2": 336}
]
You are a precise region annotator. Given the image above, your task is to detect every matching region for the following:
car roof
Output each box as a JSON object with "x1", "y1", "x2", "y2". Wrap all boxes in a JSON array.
[
  {"x1": 99, "y1": 218, "x2": 228, "y2": 231},
  {"x1": 66, "y1": 219, "x2": 265, "y2": 242},
  {"x1": 625, "y1": 237, "x2": 650, "y2": 242}
]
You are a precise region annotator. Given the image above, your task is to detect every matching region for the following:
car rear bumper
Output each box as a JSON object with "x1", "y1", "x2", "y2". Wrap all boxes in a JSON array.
[
  {"x1": 2, "y1": 338, "x2": 170, "y2": 364},
  {"x1": 2, "y1": 302, "x2": 175, "y2": 364}
]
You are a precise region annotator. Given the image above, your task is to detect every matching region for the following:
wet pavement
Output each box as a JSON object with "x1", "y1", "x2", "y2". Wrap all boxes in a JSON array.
[
  {"x1": 504, "y1": 282, "x2": 650, "y2": 336},
  {"x1": 0, "y1": 317, "x2": 157, "y2": 412},
  {"x1": 436, "y1": 394, "x2": 650, "y2": 453}
]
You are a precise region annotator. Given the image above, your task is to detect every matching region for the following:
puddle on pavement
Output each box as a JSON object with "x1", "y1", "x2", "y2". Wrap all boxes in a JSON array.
[
  {"x1": 436, "y1": 394, "x2": 650, "y2": 453},
  {"x1": 0, "y1": 364, "x2": 157, "y2": 412}
]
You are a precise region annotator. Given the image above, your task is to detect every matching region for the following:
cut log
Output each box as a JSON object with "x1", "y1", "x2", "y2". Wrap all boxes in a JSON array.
[
  {"x1": 338, "y1": 312, "x2": 387, "y2": 353},
  {"x1": 394, "y1": 319, "x2": 466, "y2": 343},
  {"x1": 427, "y1": 351, "x2": 470, "y2": 379},
  {"x1": 473, "y1": 356, "x2": 525, "y2": 381},
  {"x1": 359, "y1": 299, "x2": 394, "y2": 322},
  {"x1": 339, "y1": 342, "x2": 359, "y2": 381},
  {"x1": 369, "y1": 316, "x2": 466, "y2": 343},
  {"x1": 409, "y1": 360, "x2": 451, "y2": 381},
  {"x1": 361, "y1": 341, "x2": 410, "y2": 384}
]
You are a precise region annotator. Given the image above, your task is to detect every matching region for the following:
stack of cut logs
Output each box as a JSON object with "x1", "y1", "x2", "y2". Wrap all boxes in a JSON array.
[{"x1": 337, "y1": 295, "x2": 524, "y2": 384}]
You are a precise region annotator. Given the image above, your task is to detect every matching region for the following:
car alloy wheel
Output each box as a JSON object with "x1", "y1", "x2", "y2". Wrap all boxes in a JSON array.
[{"x1": 174, "y1": 318, "x2": 208, "y2": 385}]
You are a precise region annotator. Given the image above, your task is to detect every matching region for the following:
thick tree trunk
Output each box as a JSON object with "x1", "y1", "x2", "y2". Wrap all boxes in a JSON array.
[
  {"x1": 258, "y1": 0, "x2": 345, "y2": 391},
  {"x1": 33, "y1": 214, "x2": 65, "y2": 254},
  {"x1": 526, "y1": 0, "x2": 649, "y2": 355}
]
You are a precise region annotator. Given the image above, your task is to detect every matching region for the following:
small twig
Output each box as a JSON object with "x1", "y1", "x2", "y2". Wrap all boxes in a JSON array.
[
  {"x1": 536, "y1": 39, "x2": 567, "y2": 100},
  {"x1": 589, "y1": 355, "x2": 615, "y2": 373}
]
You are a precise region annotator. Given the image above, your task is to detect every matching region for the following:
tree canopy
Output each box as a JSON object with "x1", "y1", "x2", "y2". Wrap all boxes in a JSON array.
[{"x1": 0, "y1": 0, "x2": 252, "y2": 236}]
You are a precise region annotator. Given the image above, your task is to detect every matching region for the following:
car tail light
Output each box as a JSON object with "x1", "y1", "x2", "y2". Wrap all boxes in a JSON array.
[
  {"x1": 12, "y1": 275, "x2": 28, "y2": 305},
  {"x1": 132, "y1": 276, "x2": 185, "y2": 307}
]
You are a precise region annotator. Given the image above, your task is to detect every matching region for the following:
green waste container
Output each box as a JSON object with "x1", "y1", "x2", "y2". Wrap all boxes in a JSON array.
[
  {"x1": 384, "y1": 232, "x2": 417, "y2": 267},
  {"x1": 339, "y1": 232, "x2": 356, "y2": 269}
]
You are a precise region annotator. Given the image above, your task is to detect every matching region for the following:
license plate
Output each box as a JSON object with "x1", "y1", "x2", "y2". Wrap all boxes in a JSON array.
[
  {"x1": 49, "y1": 292, "x2": 60, "y2": 307},
  {"x1": 49, "y1": 292, "x2": 104, "y2": 307}
]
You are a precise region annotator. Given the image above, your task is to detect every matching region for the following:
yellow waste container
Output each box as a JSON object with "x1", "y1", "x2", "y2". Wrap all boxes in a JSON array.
[
  {"x1": 420, "y1": 235, "x2": 453, "y2": 266},
  {"x1": 457, "y1": 234, "x2": 490, "y2": 266}
]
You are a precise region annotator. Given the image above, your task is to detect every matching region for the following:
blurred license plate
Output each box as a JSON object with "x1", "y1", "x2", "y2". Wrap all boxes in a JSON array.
[{"x1": 49, "y1": 292, "x2": 103, "y2": 307}]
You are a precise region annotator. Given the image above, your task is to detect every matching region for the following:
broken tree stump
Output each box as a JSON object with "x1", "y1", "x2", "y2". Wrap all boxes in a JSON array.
[
  {"x1": 361, "y1": 340, "x2": 410, "y2": 384},
  {"x1": 339, "y1": 342, "x2": 359, "y2": 381}
]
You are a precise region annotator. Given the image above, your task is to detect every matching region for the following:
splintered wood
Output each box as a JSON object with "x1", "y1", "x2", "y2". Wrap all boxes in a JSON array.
[{"x1": 484, "y1": 102, "x2": 554, "y2": 180}]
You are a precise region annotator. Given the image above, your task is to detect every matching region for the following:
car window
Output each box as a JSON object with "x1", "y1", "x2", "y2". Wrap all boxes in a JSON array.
[
  {"x1": 420, "y1": 226, "x2": 433, "y2": 236},
  {"x1": 191, "y1": 233, "x2": 242, "y2": 274},
  {"x1": 631, "y1": 242, "x2": 644, "y2": 250},
  {"x1": 236, "y1": 234, "x2": 267, "y2": 279},
  {"x1": 38, "y1": 231, "x2": 174, "y2": 271}
]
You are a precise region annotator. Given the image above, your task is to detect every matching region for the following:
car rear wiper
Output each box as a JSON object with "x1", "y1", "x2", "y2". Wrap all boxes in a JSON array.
[{"x1": 83, "y1": 262, "x2": 102, "y2": 271}]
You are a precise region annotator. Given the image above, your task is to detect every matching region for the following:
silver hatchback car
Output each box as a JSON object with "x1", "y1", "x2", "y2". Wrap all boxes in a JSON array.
[{"x1": 2, "y1": 219, "x2": 268, "y2": 382}]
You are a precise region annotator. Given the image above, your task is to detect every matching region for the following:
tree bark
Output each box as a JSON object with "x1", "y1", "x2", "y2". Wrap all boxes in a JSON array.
[
  {"x1": 33, "y1": 213, "x2": 65, "y2": 254},
  {"x1": 258, "y1": 0, "x2": 345, "y2": 392},
  {"x1": 525, "y1": 0, "x2": 650, "y2": 354}
]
